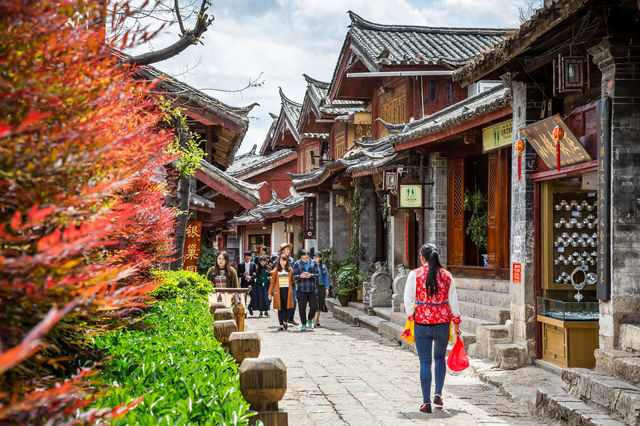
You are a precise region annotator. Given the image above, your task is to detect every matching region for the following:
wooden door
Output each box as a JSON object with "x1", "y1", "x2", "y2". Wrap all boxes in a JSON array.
[
  {"x1": 448, "y1": 158, "x2": 465, "y2": 265},
  {"x1": 487, "y1": 149, "x2": 511, "y2": 269}
]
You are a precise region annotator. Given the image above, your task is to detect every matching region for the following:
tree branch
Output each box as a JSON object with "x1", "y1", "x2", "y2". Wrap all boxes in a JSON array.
[
  {"x1": 123, "y1": 0, "x2": 213, "y2": 66},
  {"x1": 174, "y1": 0, "x2": 186, "y2": 35}
]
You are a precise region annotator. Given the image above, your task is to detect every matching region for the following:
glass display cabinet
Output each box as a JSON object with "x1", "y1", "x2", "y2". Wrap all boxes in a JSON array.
[{"x1": 537, "y1": 297, "x2": 599, "y2": 321}]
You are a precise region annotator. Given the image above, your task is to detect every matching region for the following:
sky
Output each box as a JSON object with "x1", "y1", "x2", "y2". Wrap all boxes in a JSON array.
[{"x1": 132, "y1": 0, "x2": 540, "y2": 156}]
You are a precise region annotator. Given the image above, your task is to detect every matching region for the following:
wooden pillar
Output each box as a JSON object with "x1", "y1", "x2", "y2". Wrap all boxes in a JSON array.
[
  {"x1": 213, "y1": 319, "x2": 237, "y2": 350},
  {"x1": 239, "y1": 358, "x2": 288, "y2": 426},
  {"x1": 233, "y1": 302, "x2": 246, "y2": 332},
  {"x1": 229, "y1": 332, "x2": 261, "y2": 364}
]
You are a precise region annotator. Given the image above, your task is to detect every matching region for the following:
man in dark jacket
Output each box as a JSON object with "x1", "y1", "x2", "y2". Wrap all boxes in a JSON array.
[
  {"x1": 293, "y1": 249, "x2": 320, "y2": 331},
  {"x1": 237, "y1": 250, "x2": 257, "y2": 315}
]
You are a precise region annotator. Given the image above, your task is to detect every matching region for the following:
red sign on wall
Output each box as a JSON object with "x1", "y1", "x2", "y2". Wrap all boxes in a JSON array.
[{"x1": 512, "y1": 262, "x2": 522, "y2": 284}]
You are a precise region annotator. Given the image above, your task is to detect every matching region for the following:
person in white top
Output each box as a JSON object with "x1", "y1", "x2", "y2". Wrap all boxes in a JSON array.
[{"x1": 403, "y1": 243, "x2": 462, "y2": 414}]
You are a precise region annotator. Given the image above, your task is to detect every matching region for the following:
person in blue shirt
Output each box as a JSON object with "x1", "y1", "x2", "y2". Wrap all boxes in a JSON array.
[
  {"x1": 313, "y1": 252, "x2": 330, "y2": 328},
  {"x1": 292, "y1": 249, "x2": 320, "y2": 331}
]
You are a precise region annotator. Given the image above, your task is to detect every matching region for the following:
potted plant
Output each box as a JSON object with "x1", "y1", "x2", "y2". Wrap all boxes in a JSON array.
[
  {"x1": 334, "y1": 263, "x2": 361, "y2": 306},
  {"x1": 464, "y1": 189, "x2": 488, "y2": 266}
]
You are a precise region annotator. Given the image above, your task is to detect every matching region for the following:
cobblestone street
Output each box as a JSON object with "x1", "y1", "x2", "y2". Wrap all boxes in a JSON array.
[{"x1": 248, "y1": 312, "x2": 547, "y2": 425}]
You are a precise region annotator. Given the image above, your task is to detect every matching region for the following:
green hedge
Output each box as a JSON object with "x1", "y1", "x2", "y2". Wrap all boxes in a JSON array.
[
  {"x1": 150, "y1": 269, "x2": 214, "y2": 300},
  {"x1": 91, "y1": 298, "x2": 253, "y2": 425}
]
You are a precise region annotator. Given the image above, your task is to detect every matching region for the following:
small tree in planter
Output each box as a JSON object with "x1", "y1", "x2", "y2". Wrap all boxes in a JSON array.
[
  {"x1": 464, "y1": 189, "x2": 488, "y2": 266},
  {"x1": 334, "y1": 263, "x2": 366, "y2": 306}
]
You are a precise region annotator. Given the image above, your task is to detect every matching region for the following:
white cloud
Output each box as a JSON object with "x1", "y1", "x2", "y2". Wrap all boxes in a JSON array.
[{"x1": 133, "y1": 0, "x2": 530, "y2": 156}]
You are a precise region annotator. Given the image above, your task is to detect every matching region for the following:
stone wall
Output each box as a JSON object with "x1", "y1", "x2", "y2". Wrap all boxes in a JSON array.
[
  {"x1": 316, "y1": 191, "x2": 330, "y2": 252},
  {"x1": 330, "y1": 190, "x2": 350, "y2": 262},
  {"x1": 424, "y1": 152, "x2": 449, "y2": 266},
  {"x1": 591, "y1": 39, "x2": 640, "y2": 349},
  {"x1": 510, "y1": 81, "x2": 543, "y2": 359},
  {"x1": 357, "y1": 176, "x2": 378, "y2": 271}
]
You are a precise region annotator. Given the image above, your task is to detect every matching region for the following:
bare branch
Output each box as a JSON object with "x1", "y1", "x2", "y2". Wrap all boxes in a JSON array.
[
  {"x1": 174, "y1": 0, "x2": 185, "y2": 35},
  {"x1": 198, "y1": 73, "x2": 266, "y2": 93},
  {"x1": 123, "y1": 0, "x2": 213, "y2": 66}
]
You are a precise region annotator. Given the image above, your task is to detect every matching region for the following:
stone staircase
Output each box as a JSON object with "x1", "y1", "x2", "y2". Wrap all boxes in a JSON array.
[{"x1": 536, "y1": 324, "x2": 640, "y2": 425}]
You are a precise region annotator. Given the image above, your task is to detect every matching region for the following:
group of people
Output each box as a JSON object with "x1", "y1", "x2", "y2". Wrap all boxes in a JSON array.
[{"x1": 205, "y1": 242, "x2": 330, "y2": 332}]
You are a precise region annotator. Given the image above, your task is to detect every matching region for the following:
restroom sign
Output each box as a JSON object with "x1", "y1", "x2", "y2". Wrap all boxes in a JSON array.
[
  {"x1": 399, "y1": 184, "x2": 423, "y2": 208},
  {"x1": 512, "y1": 262, "x2": 522, "y2": 284}
]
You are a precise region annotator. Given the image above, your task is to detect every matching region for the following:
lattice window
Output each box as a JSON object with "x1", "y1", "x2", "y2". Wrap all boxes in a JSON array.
[
  {"x1": 453, "y1": 169, "x2": 463, "y2": 215},
  {"x1": 488, "y1": 156, "x2": 497, "y2": 213}
]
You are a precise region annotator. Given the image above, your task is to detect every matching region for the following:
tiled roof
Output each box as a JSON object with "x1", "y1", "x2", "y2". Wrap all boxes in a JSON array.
[
  {"x1": 302, "y1": 133, "x2": 330, "y2": 140},
  {"x1": 261, "y1": 89, "x2": 303, "y2": 155},
  {"x1": 190, "y1": 194, "x2": 216, "y2": 211},
  {"x1": 300, "y1": 74, "x2": 366, "y2": 128},
  {"x1": 197, "y1": 159, "x2": 265, "y2": 206},
  {"x1": 279, "y1": 87, "x2": 302, "y2": 128},
  {"x1": 227, "y1": 145, "x2": 295, "y2": 177},
  {"x1": 347, "y1": 11, "x2": 509, "y2": 68},
  {"x1": 364, "y1": 84, "x2": 511, "y2": 148},
  {"x1": 229, "y1": 188, "x2": 311, "y2": 225}
]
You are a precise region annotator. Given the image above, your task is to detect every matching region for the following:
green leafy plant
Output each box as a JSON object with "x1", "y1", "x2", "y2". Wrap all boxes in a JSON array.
[
  {"x1": 91, "y1": 298, "x2": 254, "y2": 425},
  {"x1": 150, "y1": 270, "x2": 214, "y2": 300},
  {"x1": 464, "y1": 189, "x2": 488, "y2": 250},
  {"x1": 197, "y1": 244, "x2": 218, "y2": 275},
  {"x1": 334, "y1": 263, "x2": 366, "y2": 296},
  {"x1": 161, "y1": 99, "x2": 206, "y2": 178}
]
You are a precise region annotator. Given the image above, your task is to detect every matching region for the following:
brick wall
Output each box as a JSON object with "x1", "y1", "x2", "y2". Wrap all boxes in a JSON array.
[
  {"x1": 357, "y1": 176, "x2": 378, "y2": 271},
  {"x1": 331, "y1": 190, "x2": 350, "y2": 262},
  {"x1": 316, "y1": 191, "x2": 330, "y2": 252},
  {"x1": 425, "y1": 152, "x2": 448, "y2": 266}
]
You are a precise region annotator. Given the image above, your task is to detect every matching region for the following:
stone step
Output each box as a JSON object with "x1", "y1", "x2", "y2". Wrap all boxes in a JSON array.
[
  {"x1": 536, "y1": 385, "x2": 626, "y2": 426},
  {"x1": 456, "y1": 288, "x2": 510, "y2": 308},
  {"x1": 470, "y1": 324, "x2": 511, "y2": 359},
  {"x1": 372, "y1": 307, "x2": 392, "y2": 321},
  {"x1": 595, "y1": 348, "x2": 640, "y2": 388},
  {"x1": 459, "y1": 300, "x2": 510, "y2": 324},
  {"x1": 379, "y1": 320, "x2": 404, "y2": 342},
  {"x1": 620, "y1": 324, "x2": 640, "y2": 353},
  {"x1": 325, "y1": 297, "x2": 339, "y2": 312},
  {"x1": 331, "y1": 305, "x2": 363, "y2": 325},
  {"x1": 493, "y1": 343, "x2": 527, "y2": 370},
  {"x1": 562, "y1": 368, "x2": 640, "y2": 425},
  {"x1": 349, "y1": 301, "x2": 366, "y2": 313},
  {"x1": 454, "y1": 277, "x2": 510, "y2": 293},
  {"x1": 460, "y1": 315, "x2": 496, "y2": 335},
  {"x1": 356, "y1": 315, "x2": 386, "y2": 333}
]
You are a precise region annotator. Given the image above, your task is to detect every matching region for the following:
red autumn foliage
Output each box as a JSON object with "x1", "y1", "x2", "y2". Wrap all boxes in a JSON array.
[{"x1": 0, "y1": 0, "x2": 178, "y2": 423}]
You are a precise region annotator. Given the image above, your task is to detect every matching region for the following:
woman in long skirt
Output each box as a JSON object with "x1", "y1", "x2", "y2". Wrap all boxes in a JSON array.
[
  {"x1": 254, "y1": 256, "x2": 271, "y2": 317},
  {"x1": 313, "y1": 252, "x2": 330, "y2": 327}
]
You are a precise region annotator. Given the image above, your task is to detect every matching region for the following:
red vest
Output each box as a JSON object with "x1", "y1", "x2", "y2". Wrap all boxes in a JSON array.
[{"x1": 413, "y1": 265, "x2": 455, "y2": 325}]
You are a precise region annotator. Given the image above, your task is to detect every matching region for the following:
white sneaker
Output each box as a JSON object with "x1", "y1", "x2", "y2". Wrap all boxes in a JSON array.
[{"x1": 307, "y1": 320, "x2": 314, "y2": 329}]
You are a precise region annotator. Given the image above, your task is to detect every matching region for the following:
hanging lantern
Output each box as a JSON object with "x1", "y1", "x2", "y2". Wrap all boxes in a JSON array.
[
  {"x1": 514, "y1": 139, "x2": 526, "y2": 181},
  {"x1": 552, "y1": 124, "x2": 565, "y2": 171}
]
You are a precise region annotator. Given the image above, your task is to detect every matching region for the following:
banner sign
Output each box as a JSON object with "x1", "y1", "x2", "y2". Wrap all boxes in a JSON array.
[
  {"x1": 482, "y1": 119, "x2": 512, "y2": 152},
  {"x1": 303, "y1": 197, "x2": 317, "y2": 239},
  {"x1": 521, "y1": 115, "x2": 591, "y2": 169},
  {"x1": 596, "y1": 97, "x2": 611, "y2": 300},
  {"x1": 399, "y1": 184, "x2": 422, "y2": 208},
  {"x1": 512, "y1": 262, "x2": 522, "y2": 284},
  {"x1": 182, "y1": 221, "x2": 202, "y2": 272}
]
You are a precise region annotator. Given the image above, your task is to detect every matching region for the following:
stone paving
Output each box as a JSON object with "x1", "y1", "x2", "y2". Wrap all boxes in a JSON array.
[{"x1": 246, "y1": 312, "x2": 548, "y2": 425}]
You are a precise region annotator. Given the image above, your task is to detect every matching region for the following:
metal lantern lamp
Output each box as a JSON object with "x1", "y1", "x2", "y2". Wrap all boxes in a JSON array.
[
  {"x1": 552, "y1": 124, "x2": 565, "y2": 171},
  {"x1": 514, "y1": 139, "x2": 526, "y2": 181}
]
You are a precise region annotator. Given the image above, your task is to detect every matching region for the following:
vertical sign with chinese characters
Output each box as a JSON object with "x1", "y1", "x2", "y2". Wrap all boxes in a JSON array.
[
  {"x1": 303, "y1": 197, "x2": 317, "y2": 239},
  {"x1": 512, "y1": 262, "x2": 522, "y2": 284},
  {"x1": 182, "y1": 221, "x2": 202, "y2": 272},
  {"x1": 596, "y1": 97, "x2": 611, "y2": 300}
]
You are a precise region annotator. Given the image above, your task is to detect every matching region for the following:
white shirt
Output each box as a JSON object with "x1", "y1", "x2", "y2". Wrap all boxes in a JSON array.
[{"x1": 403, "y1": 268, "x2": 461, "y2": 319}]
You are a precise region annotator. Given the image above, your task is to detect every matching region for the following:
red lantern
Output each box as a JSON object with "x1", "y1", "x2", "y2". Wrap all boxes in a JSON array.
[
  {"x1": 553, "y1": 124, "x2": 565, "y2": 171},
  {"x1": 514, "y1": 139, "x2": 525, "y2": 181}
]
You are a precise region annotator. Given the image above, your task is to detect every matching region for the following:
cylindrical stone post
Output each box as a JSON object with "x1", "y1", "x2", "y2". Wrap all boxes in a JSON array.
[
  {"x1": 239, "y1": 357, "x2": 288, "y2": 426},
  {"x1": 214, "y1": 308, "x2": 235, "y2": 321},
  {"x1": 213, "y1": 319, "x2": 237, "y2": 350},
  {"x1": 229, "y1": 332, "x2": 261, "y2": 364}
]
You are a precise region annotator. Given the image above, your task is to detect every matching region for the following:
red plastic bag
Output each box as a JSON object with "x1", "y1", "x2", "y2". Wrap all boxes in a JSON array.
[{"x1": 447, "y1": 336, "x2": 469, "y2": 371}]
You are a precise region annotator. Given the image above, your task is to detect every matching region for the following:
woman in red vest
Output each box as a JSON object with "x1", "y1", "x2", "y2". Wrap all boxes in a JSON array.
[{"x1": 404, "y1": 243, "x2": 462, "y2": 413}]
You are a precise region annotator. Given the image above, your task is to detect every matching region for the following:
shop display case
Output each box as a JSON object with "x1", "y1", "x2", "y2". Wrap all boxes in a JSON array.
[{"x1": 537, "y1": 297, "x2": 599, "y2": 321}]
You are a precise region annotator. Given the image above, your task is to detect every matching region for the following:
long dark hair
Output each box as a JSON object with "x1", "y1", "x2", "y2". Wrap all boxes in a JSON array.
[
  {"x1": 276, "y1": 254, "x2": 291, "y2": 273},
  {"x1": 257, "y1": 255, "x2": 269, "y2": 275},
  {"x1": 420, "y1": 243, "x2": 444, "y2": 297},
  {"x1": 213, "y1": 251, "x2": 233, "y2": 276}
]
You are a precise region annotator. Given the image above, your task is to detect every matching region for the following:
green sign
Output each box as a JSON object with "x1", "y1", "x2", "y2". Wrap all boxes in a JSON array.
[
  {"x1": 399, "y1": 184, "x2": 422, "y2": 208},
  {"x1": 482, "y1": 119, "x2": 512, "y2": 152}
]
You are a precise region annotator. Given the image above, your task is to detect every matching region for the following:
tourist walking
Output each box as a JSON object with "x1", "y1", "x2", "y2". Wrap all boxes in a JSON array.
[
  {"x1": 268, "y1": 254, "x2": 296, "y2": 331},
  {"x1": 254, "y1": 255, "x2": 271, "y2": 317},
  {"x1": 238, "y1": 250, "x2": 257, "y2": 315},
  {"x1": 404, "y1": 243, "x2": 461, "y2": 413},
  {"x1": 278, "y1": 242, "x2": 298, "y2": 326},
  {"x1": 206, "y1": 251, "x2": 238, "y2": 288},
  {"x1": 313, "y1": 252, "x2": 330, "y2": 327},
  {"x1": 293, "y1": 249, "x2": 320, "y2": 331}
]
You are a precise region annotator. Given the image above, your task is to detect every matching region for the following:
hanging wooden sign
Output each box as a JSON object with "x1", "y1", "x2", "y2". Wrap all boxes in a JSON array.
[
  {"x1": 521, "y1": 115, "x2": 591, "y2": 170},
  {"x1": 303, "y1": 197, "x2": 317, "y2": 239},
  {"x1": 182, "y1": 221, "x2": 202, "y2": 272},
  {"x1": 596, "y1": 97, "x2": 611, "y2": 300}
]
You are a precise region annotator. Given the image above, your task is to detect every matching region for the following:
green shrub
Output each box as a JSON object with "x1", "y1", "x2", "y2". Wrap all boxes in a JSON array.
[
  {"x1": 150, "y1": 270, "x2": 214, "y2": 300},
  {"x1": 197, "y1": 245, "x2": 218, "y2": 275},
  {"x1": 91, "y1": 298, "x2": 253, "y2": 425}
]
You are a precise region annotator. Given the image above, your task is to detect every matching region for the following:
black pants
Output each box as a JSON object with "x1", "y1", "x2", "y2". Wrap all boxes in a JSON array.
[
  {"x1": 297, "y1": 290, "x2": 318, "y2": 324},
  {"x1": 277, "y1": 287, "x2": 291, "y2": 326},
  {"x1": 288, "y1": 284, "x2": 297, "y2": 322}
]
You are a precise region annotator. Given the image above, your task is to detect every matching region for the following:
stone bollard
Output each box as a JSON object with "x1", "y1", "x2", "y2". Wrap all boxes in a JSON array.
[
  {"x1": 214, "y1": 308, "x2": 235, "y2": 321},
  {"x1": 229, "y1": 332, "x2": 261, "y2": 364},
  {"x1": 209, "y1": 298, "x2": 226, "y2": 315},
  {"x1": 213, "y1": 319, "x2": 237, "y2": 350},
  {"x1": 239, "y1": 357, "x2": 288, "y2": 426}
]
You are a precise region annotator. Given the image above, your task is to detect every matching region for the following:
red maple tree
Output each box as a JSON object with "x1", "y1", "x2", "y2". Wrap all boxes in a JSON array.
[{"x1": 0, "y1": 1, "x2": 179, "y2": 422}]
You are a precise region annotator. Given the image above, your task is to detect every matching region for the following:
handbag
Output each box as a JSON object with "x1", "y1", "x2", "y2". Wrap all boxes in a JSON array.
[
  {"x1": 447, "y1": 336, "x2": 470, "y2": 371},
  {"x1": 401, "y1": 318, "x2": 415, "y2": 344}
]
